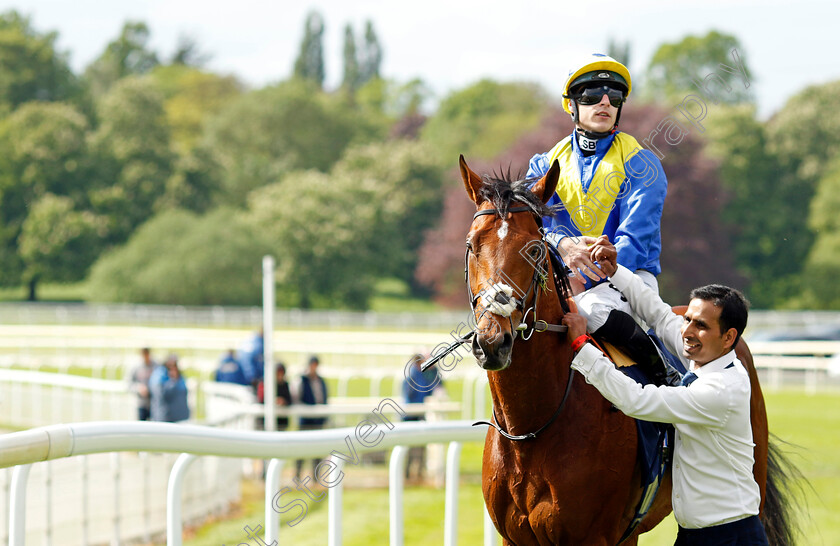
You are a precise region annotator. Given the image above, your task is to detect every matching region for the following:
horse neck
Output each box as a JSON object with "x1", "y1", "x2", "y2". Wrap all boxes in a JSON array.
[{"x1": 486, "y1": 283, "x2": 574, "y2": 436}]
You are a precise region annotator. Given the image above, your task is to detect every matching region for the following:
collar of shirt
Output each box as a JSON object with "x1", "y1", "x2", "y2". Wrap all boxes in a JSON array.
[{"x1": 690, "y1": 349, "x2": 737, "y2": 376}]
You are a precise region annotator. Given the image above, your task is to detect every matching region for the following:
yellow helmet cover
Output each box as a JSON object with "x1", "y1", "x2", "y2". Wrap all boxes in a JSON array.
[{"x1": 562, "y1": 53, "x2": 632, "y2": 114}]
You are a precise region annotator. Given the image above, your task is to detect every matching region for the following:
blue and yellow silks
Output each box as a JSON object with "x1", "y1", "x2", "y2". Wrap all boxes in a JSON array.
[{"x1": 527, "y1": 131, "x2": 667, "y2": 279}]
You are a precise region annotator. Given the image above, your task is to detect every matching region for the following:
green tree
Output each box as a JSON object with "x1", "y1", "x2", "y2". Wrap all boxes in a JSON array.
[
  {"x1": 84, "y1": 21, "x2": 160, "y2": 98},
  {"x1": 360, "y1": 21, "x2": 382, "y2": 84},
  {"x1": 87, "y1": 208, "x2": 270, "y2": 305},
  {"x1": 203, "y1": 79, "x2": 384, "y2": 204},
  {"x1": 421, "y1": 79, "x2": 548, "y2": 161},
  {"x1": 333, "y1": 140, "x2": 445, "y2": 290},
  {"x1": 0, "y1": 101, "x2": 91, "y2": 288},
  {"x1": 341, "y1": 21, "x2": 383, "y2": 101},
  {"x1": 766, "y1": 80, "x2": 840, "y2": 186},
  {"x1": 293, "y1": 11, "x2": 325, "y2": 89},
  {"x1": 19, "y1": 194, "x2": 107, "y2": 299},
  {"x1": 341, "y1": 24, "x2": 359, "y2": 95},
  {"x1": 157, "y1": 148, "x2": 222, "y2": 214},
  {"x1": 169, "y1": 34, "x2": 210, "y2": 67},
  {"x1": 764, "y1": 80, "x2": 840, "y2": 306},
  {"x1": 703, "y1": 106, "x2": 795, "y2": 307},
  {"x1": 150, "y1": 64, "x2": 242, "y2": 154},
  {"x1": 645, "y1": 30, "x2": 753, "y2": 104},
  {"x1": 355, "y1": 77, "x2": 431, "y2": 126},
  {"x1": 798, "y1": 156, "x2": 840, "y2": 308},
  {"x1": 0, "y1": 10, "x2": 80, "y2": 109},
  {"x1": 87, "y1": 76, "x2": 173, "y2": 242},
  {"x1": 246, "y1": 170, "x2": 378, "y2": 309}
]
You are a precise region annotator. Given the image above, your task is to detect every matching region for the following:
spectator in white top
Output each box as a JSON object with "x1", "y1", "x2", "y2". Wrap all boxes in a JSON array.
[
  {"x1": 562, "y1": 236, "x2": 767, "y2": 545},
  {"x1": 129, "y1": 347, "x2": 157, "y2": 421}
]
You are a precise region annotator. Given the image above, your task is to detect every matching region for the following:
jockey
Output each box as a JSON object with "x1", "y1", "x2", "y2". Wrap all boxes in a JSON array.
[{"x1": 527, "y1": 53, "x2": 678, "y2": 385}]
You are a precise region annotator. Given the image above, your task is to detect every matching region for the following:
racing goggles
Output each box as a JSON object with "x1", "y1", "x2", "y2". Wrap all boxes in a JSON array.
[{"x1": 574, "y1": 85, "x2": 625, "y2": 107}]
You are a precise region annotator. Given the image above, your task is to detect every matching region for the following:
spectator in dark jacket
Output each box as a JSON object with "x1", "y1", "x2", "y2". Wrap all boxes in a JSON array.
[
  {"x1": 256, "y1": 362, "x2": 293, "y2": 430},
  {"x1": 295, "y1": 355, "x2": 328, "y2": 478}
]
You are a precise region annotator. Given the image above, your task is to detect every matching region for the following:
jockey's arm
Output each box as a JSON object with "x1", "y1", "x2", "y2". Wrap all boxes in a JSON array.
[{"x1": 612, "y1": 149, "x2": 667, "y2": 275}]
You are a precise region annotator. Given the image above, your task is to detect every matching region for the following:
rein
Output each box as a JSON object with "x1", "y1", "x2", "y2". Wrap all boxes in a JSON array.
[
  {"x1": 473, "y1": 368, "x2": 576, "y2": 441},
  {"x1": 467, "y1": 204, "x2": 574, "y2": 441}
]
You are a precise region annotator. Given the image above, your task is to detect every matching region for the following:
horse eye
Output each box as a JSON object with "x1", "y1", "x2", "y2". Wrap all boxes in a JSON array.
[{"x1": 529, "y1": 246, "x2": 542, "y2": 259}]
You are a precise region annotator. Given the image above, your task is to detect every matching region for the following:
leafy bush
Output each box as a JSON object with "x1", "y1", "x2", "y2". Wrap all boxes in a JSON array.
[{"x1": 87, "y1": 208, "x2": 270, "y2": 305}]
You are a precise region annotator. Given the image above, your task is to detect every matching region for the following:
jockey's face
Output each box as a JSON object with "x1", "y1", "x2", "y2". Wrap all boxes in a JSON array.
[
  {"x1": 575, "y1": 92, "x2": 618, "y2": 134},
  {"x1": 681, "y1": 299, "x2": 738, "y2": 366}
]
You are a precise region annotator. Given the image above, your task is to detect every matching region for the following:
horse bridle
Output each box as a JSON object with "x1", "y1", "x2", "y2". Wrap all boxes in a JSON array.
[
  {"x1": 418, "y1": 205, "x2": 566, "y2": 374},
  {"x1": 466, "y1": 204, "x2": 576, "y2": 441},
  {"x1": 466, "y1": 206, "x2": 566, "y2": 339}
]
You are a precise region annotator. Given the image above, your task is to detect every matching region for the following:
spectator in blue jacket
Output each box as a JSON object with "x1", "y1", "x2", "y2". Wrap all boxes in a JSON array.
[
  {"x1": 150, "y1": 354, "x2": 190, "y2": 422},
  {"x1": 214, "y1": 349, "x2": 249, "y2": 386},
  {"x1": 238, "y1": 329, "x2": 264, "y2": 387},
  {"x1": 402, "y1": 353, "x2": 442, "y2": 410},
  {"x1": 402, "y1": 352, "x2": 444, "y2": 479}
]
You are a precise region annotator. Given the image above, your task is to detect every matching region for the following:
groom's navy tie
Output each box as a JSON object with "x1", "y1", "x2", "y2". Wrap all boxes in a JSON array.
[{"x1": 680, "y1": 371, "x2": 698, "y2": 387}]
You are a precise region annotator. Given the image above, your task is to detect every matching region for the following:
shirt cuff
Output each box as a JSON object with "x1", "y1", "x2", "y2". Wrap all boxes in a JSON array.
[
  {"x1": 546, "y1": 232, "x2": 565, "y2": 247},
  {"x1": 608, "y1": 264, "x2": 634, "y2": 292},
  {"x1": 571, "y1": 343, "x2": 604, "y2": 375}
]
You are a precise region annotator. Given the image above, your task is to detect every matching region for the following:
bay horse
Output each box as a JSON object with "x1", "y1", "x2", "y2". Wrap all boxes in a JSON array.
[{"x1": 458, "y1": 155, "x2": 799, "y2": 544}]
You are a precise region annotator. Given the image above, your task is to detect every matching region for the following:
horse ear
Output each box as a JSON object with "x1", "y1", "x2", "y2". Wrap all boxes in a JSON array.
[
  {"x1": 460, "y1": 154, "x2": 485, "y2": 205},
  {"x1": 530, "y1": 159, "x2": 560, "y2": 204}
]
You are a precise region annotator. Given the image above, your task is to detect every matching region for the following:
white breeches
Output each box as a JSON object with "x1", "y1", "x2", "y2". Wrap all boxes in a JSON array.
[{"x1": 573, "y1": 270, "x2": 659, "y2": 332}]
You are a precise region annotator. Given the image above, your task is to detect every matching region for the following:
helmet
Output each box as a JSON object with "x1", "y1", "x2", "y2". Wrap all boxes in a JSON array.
[{"x1": 562, "y1": 53, "x2": 632, "y2": 115}]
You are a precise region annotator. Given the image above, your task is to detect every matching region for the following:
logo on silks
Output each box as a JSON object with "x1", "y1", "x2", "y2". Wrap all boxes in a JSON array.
[{"x1": 580, "y1": 138, "x2": 597, "y2": 152}]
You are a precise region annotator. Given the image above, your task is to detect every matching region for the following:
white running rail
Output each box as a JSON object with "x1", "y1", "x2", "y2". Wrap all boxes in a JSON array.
[{"x1": 0, "y1": 420, "x2": 498, "y2": 546}]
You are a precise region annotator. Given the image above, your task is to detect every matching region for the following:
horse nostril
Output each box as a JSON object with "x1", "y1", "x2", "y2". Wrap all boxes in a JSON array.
[{"x1": 500, "y1": 332, "x2": 513, "y2": 352}]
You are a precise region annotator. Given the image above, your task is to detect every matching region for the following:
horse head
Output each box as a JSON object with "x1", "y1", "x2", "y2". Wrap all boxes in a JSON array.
[{"x1": 460, "y1": 155, "x2": 561, "y2": 371}]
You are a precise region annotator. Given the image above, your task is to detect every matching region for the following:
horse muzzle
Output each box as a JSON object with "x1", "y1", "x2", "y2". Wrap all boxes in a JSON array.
[{"x1": 472, "y1": 322, "x2": 514, "y2": 371}]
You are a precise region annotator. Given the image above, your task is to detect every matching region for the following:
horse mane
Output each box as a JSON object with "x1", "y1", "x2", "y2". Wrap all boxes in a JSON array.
[{"x1": 478, "y1": 168, "x2": 556, "y2": 219}]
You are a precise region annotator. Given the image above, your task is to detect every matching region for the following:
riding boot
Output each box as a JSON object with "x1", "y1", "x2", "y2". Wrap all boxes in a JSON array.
[{"x1": 593, "y1": 309, "x2": 681, "y2": 387}]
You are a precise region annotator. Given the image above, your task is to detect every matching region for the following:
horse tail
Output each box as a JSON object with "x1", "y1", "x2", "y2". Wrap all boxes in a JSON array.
[{"x1": 760, "y1": 434, "x2": 809, "y2": 546}]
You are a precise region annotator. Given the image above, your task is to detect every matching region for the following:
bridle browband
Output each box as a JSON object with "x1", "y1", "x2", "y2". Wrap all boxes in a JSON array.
[
  {"x1": 472, "y1": 205, "x2": 533, "y2": 220},
  {"x1": 467, "y1": 204, "x2": 575, "y2": 441}
]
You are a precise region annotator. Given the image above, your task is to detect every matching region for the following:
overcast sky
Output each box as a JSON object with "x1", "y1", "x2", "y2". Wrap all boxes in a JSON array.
[{"x1": 6, "y1": 0, "x2": 838, "y2": 119}]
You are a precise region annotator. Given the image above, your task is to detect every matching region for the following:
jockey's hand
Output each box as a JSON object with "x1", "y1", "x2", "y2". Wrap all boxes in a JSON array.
[
  {"x1": 562, "y1": 313, "x2": 588, "y2": 340},
  {"x1": 589, "y1": 235, "x2": 618, "y2": 277},
  {"x1": 556, "y1": 236, "x2": 606, "y2": 282}
]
